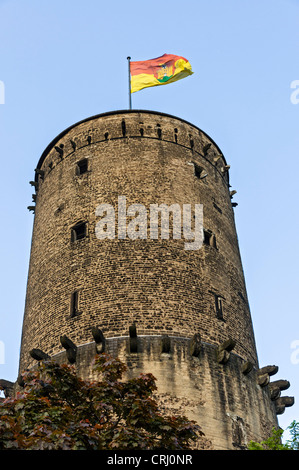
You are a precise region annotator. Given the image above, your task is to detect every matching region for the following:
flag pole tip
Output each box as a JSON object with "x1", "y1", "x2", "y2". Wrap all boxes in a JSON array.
[{"x1": 127, "y1": 56, "x2": 131, "y2": 60}]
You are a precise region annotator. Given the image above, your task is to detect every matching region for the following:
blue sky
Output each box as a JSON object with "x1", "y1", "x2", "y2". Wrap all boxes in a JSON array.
[{"x1": 0, "y1": 0, "x2": 298, "y2": 437}]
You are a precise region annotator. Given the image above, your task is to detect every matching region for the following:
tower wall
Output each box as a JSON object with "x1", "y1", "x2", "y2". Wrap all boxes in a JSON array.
[
  {"x1": 18, "y1": 110, "x2": 281, "y2": 449},
  {"x1": 44, "y1": 337, "x2": 278, "y2": 450}
]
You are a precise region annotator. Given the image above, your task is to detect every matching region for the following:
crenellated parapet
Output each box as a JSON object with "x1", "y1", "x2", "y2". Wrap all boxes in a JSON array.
[{"x1": 27, "y1": 110, "x2": 237, "y2": 214}]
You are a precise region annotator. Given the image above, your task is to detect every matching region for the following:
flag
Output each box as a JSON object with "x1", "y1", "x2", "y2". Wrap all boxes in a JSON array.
[{"x1": 130, "y1": 53, "x2": 193, "y2": 93}]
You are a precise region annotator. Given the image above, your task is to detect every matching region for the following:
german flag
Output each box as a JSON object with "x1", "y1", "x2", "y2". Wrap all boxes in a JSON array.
[{"x1": 130, "y1": 54, "x2": 193, "y2": 93}]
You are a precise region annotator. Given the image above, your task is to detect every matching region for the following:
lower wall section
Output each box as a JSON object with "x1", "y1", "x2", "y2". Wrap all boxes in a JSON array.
[{"x1": 18, "y1": 335, "x2": 279, "y2": 450}]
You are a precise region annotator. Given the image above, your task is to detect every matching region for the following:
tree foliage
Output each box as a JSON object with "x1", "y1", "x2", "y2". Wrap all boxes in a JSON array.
[
  {"x1": 0, "y1": 353, "x2": 203, "y2": 450},
  {"x1": 248, "y1": 421, "x2": 299, "y2": 451}
]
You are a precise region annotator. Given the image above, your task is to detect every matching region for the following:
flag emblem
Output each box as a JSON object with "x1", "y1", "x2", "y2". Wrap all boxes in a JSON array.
[{"x1": 130, "y1": 54, "x2": 193, "y2": 93}]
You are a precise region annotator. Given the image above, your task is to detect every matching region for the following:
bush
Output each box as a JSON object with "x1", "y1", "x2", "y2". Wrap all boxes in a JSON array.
[
  {"x1": 0, "y1": 353, "x2": 203, "y2": 450},
  {"x1": 248, "y1": 421, "x2": 299, "y2": 451}
]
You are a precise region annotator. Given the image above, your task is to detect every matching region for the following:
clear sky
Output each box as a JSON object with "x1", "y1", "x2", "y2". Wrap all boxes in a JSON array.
[{"x1": 0, "y1": 0, "x2": 298, "y2": 437}]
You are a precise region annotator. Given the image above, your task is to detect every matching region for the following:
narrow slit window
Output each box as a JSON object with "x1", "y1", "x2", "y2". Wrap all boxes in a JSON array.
[
  {"x1": 209, "y1": 290, "x2": 225, "y2": 321},
  {"x1": 174, "y1": 128, "x2": 178, "y2": 143},
  {"x1": 215, "y1": 295, "x2": 224, "y2": 320},
  {"x1": 189, "y1": 134, "x2": 194, "y2": 150},
  {"x1": 121, "y1": 120, "x2": 126, "y2": 137},
  {"x1": 70, "y1": 290, "x2": 80, "y2": 317},
  {"x1": 71, "y1": 221, "x2": 87, "y2": 241},
  {"x1": 76, "y1": 158, "x2": 88, "y2": 175},
  {"x1": 156, "y1": 124, "x2": 162, "y2": 139}
]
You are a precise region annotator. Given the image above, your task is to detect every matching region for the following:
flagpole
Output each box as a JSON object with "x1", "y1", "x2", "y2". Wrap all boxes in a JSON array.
[{"x1": 127, "y1": 56, "x2": 132, "y2": 110}]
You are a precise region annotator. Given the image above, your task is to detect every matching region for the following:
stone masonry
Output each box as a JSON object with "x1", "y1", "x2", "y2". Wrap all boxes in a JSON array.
[{"x1": 14, "y1": 110, "x2": 294, "y2": 449}]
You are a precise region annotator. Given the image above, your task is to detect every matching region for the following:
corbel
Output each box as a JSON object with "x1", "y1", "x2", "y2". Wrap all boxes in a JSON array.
[
  {"x1": 91, "y1": 326, "x2": 106, "y2": 353},
  {"x1": 217, "y1": 338, "x2": 236, "y2": 364},
  {"x1": 60, "y1": 335, "x2": 77, "y2": 364}
]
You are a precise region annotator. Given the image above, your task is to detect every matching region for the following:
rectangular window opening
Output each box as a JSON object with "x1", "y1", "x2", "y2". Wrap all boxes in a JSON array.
[
  {"x1": 203, "y1": 229, "x2": 212, "y2": 245},
  {"x1": 70, "y1": 290, "x2": 80, "y2": 318},
  {"x1": 76, "y1": 158, "x2": 88, "y2": 175},
  {"x1": 194, "y1": 163, "x2": 207, "y2": 180},
  {"x1": 71, "y1": 221, "x2": 87, "y2": 241},
  {"x1": 215, "y1": 295, "x2": 224, "y2": 320},
  {"x1": 203, "y1": 229, "x2": 217, "y2": 249},
  {"x1": 194, "y1": 164, "x2": 203, "y2": 179}
]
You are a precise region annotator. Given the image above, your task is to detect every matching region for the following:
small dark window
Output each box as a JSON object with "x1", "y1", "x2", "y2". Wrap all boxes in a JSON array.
[
  {"x1": 174, "y1": 128, "x2": 178, "y2": 143},
  {"x1": 238, "y1": 291, "x2": 246, "y2": 302},
  {"x1": 76, "y1": 158, "x2": 88, "y2": 175},
  {"x1": 215, "y1": 295, "x2": 224, "y2": 320},
  {"x1": 194, "y1": 164, "x2": 207, "y2": 179},
  {"x1": 71, "y1": 221, "x2": 87, "y2": 241},
  {"x1": 203, "y1": 229, "x2": 217, "y2": 248},
  {"x1": 156, "y1": 124, "x2": 162, "y2": 139},
  {"x1": 194, "y1": 165, "x2": 200, "y2": 178},
  {"x1": 139, "y1": 121, "x2": 144, "y2": 137},
  {"x1": 203, "y1": 229, "x2": 211, "y2": 245},
  {"x1": 70, "y1": 290, "x2": 81, "y2": 317},
  {"x1": 213, "y1": 201, "x2": 222, "y2": 214},
  {"x1": 121, "y1": 120, "x2": 126, "y2": 137},
  {"x1": 189, "y1": 134, "x2": 194, "y2": 150},
  {"x1": 209, "y1": 290, "x2": 225, "y2": 321}
]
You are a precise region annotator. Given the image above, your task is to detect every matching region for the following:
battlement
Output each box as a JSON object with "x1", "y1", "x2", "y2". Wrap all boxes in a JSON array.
[{"x1": 33, "y1": 110, "x2": 230, "y2": 187}]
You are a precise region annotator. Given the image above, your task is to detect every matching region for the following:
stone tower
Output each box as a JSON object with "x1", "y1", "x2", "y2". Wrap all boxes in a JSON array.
[{"x1": 17, "y1": 110, "x2": 293, "y2": 450}]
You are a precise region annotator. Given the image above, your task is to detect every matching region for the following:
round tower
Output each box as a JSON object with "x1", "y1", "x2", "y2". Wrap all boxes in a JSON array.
[{"x1": 18, "y1": 110, "x2": 291, "y2": 449}]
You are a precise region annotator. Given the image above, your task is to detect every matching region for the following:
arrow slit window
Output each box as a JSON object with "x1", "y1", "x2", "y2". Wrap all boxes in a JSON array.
[
  {"x1": 70, "y1": 290, "x2": 81, "y2": 318},
  {"x1": 215, "y1": 295, "x2": 224, "y2": 320}
]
